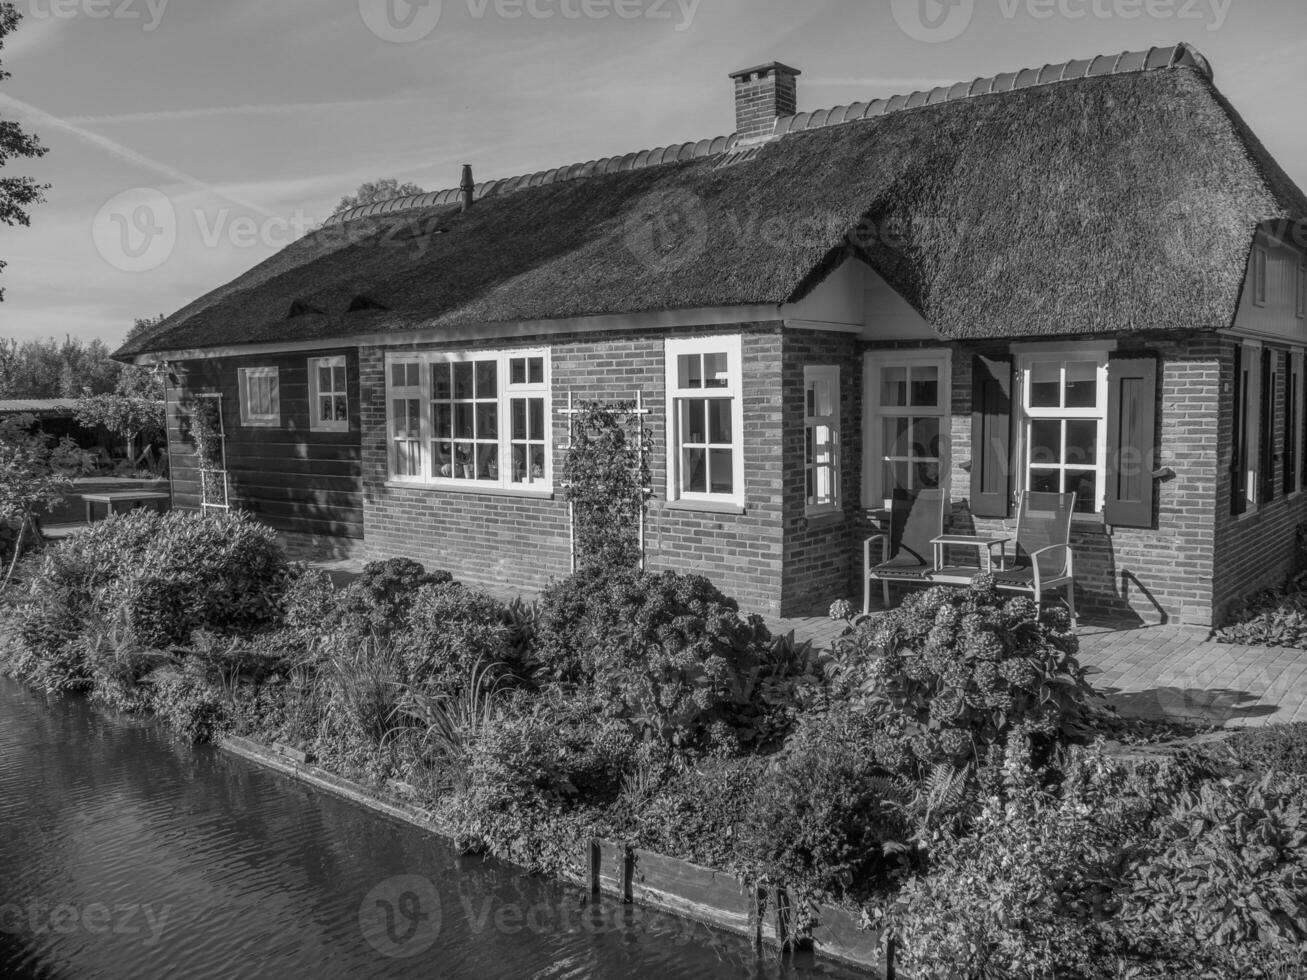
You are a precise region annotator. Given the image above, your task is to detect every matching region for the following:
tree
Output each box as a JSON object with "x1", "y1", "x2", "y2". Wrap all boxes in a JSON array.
[
  {"x1": 0, "y1": 413, "x2": 92, "y2": 591},
  {"x1": 0, "y1": 4, "x2": 50, "y2": 302},
  {"x1": 0, "y1": 336, "x2": 120, "y2": 398},
  {"x1": 75, "y1": 360, "x2": 167, "y2": 473},
  {"x1": 333, "y1": 178, "x2": 426, "y2": 215}
]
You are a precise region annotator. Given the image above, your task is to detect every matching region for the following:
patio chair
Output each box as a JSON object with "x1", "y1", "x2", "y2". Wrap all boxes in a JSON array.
[
  {"x1": 990, "y1": 490, "x2": 1077, "y2": 625},
  {"x1": 863, "y1": 488, "x2": 946, "y2": 615}
]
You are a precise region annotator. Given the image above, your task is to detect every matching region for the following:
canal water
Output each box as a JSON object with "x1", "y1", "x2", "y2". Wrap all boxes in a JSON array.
[{"x1": 0, "y1": 678, "x2": 865, "y2": 980}]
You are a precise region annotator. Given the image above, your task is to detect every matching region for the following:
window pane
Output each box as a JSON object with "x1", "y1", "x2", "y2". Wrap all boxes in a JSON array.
[
  {"x1": 709, "y1": 449, "x2": 733, "y2": 493},
  {"x1": 1028, "y1": 468, "x2": 1060, "y2": 494},
  {"x1": 884, "y1": 417, "x2": 910, "y2": 457},
  {"x1": 1064, "y1": 419, "x2": 1097, "y2": 466},
  {"x1": 320, "y1": 396, "x2": 332, "y2": 422},
  {"x1": 703, "y1": 352, "x2": 729, "y2": 388},
  {"x1": 434, "y1": 442, "x2": 453, "y2": 477},
  {"x1": 319, "y1": 365, "x2": 332, "y2": 392},
  {"x1": 510, "y1": 446, "x2": 526, "y2": 482},
  {"x1": 453, "y1": 362, "x2": 474, "y2": 400},
  {"x1": 333, "y1": 366, "x2": 347, "y2": 392},
  {"x1": 685, "y1": 400, "x2": 706, "y2": 443},
  {"x1": 435, "y1": 403, "x2": 452, "y2": 438},
  {"x1": 1029, "y1": 419, "x2": 1061, "y2": 465},
  {"x1": 528, "y1": 357, "x2": 544, "y2": 385},
  {"x1": 528, "y1": 445, "x2": 546, "y2": 480},
  {"x1": 910, "y1": 366, "x2": 938, "y2": 407},
  {"x1": 909, "y1": 417, "x2": 940, "y2": 458},
  {"x1": 1067, "y1": 469, "x2": 1096, "y2": 513},
  {"x1": 334, "y1": 395, "x2": 348, "y2": 421},
  {"x1": 881, "y1": 366, "x2": 907, "y2": 407},
  {"x1": 433, "y1": 363, "x2": 451, "y2": 400},
  {"x1": 455, "y1": 404, "x2": 474, "y2": 439},
  {"x1": 708, "y1": 399, "x2": 731, "y2": 444},
  {"x1": 453, "y1": 443, "x2": 474, "y2": 478},
  {"x1": 814, "y1": 463, "x2": 834, "y2": 504},
  {"x1": 806, "y1": 466, "x2": 814, "y2": 500},
  {"x1": 476, "y1": 445, "x2": 498, "y2": 480},
  {"x1": 805, "y1": 386, "x2": 815, "y2": 418},
  {"x1": 916, "y1": 460, "x2": 941, "y2": 489},
  {"x1": 529, "y1": 399, "x2": 544, "y2": 441},
  {"x1": 812, "y1": 378, "x2": 834, "y2": 417},
  {"x1": 476, "y1": 404, "x2": 498, "y2": 439},
  {"x1": 1065, "y1": 361, "x2": 1097, "y2": 408},
  {"x1": 510, "y1": 358, "x2": 526, "y2": 385},
  {"x1": 1029, "y1": 362, "x2": 1060, "y2": 408},
  {"x1": 475, "y1": 360, "x2": 497, "y2": 398},
  {"x1": 679, "y1": 354, "x2": 702, "y2": 390},
  {"x1": 512, "y1": 399, "x2": 526, "y2": 440},
  {"x1": 883, "y1": 460, "x2": 910, "y2": 496},
  {"x1": 684, "y1": 448, "x2": 706, "y2": 492},
  {"x1": 805, "y1": 426, "x2": 813, "y2": 466}
]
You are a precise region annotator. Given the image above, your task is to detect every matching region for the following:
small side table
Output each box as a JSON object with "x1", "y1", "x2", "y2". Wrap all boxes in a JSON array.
[
  {"x1": 82, "y1": 491, "x2": 171, "y2": 524},
  {"x1": 930, "y1": 534, "x2": 1011, "y2": 580}
]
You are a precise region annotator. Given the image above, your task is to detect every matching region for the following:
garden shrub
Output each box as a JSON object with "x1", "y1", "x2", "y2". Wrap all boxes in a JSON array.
[
  {"x1": 533, "y1": 567, "x2": 778, "y2": 748},
  {"x1": 147, "y1": 661, "x2": 230, "y2": 743},
  {"x1": 400, "y1": 583, "x2": 517, "y2": 695},
  {"x1": 859, "y1": 576, "x2": 1093, "y2": 769},
  {"x1": 334, "y1": 557, "x2": 452, "y2": 636},
  {"x1": 123, "y1": 512, "x2": 288, "y2": 647},
  {"x1": 276, "y1": 563, "x2": 339, "y2": 643},
  {"x1": 1226, "y1": 723, "x2": 1307, "y2": 776},
  {"x1": 739, "y1": 705, "x2": 913, "y2": 903},
  {"x1": 319, "y1": 633, "x2": 406, "y2": 745},
  {"x1": 450, "y1": 692, "x2": 639, "y2": 871},
  {"x1": 623, "y1": 751, "x2": 764, "y2": 871}
]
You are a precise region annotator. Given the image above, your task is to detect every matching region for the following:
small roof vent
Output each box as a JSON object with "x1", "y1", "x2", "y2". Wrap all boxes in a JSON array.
[
  {"x1": 287, "y1": 300, "x2": 324, "y2": 318},
  {"x1": 347, "y1": 295, "x2": 388, "y2": 313}
]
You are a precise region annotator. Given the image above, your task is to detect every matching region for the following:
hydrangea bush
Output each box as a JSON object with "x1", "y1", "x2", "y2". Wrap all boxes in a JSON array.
[{"x1": 856, "y1": 576, "x2": 1093, "y2": 768}]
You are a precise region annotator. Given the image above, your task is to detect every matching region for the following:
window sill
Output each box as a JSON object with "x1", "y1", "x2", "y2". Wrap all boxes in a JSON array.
[
  {"x1": 310, "y1": 425, "x2": 351, "y2": 434},
  {"x1": 662, "y1": 499, "x2": 746, "y2": 516},
  {"x1": 383, "y1": 480, "x2": 555, "y2": 500},
  {"x1": 805, "y1": 509, "x2": 846, "y2": 526},
  {"x1": 241, "y1": 419, "x2": 281, "y2": 428}
]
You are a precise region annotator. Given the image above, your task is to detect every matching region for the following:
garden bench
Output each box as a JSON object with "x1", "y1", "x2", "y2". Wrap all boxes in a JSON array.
[{"x1": 81, "y1": 490, "x2": 171, "y2": 524}]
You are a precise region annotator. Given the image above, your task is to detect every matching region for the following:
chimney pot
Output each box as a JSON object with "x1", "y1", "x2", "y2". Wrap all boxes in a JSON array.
[
  {"x1": 460, "y1": 164, "x2": 475, "y2": 211},
  {"x1": 728, "y1": 61, "x2": 801, "y2": 142}
]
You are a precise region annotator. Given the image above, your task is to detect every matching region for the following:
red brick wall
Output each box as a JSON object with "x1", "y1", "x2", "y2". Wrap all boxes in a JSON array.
[
  {"x1": 779, "y1": 331, "x2": 863, "y2": 614},
  {"x1": 944, "y1": 336, "x2": 1223, "y2": 626},
  {"x1": 358, "y1": 324, "x2": 793, "y2": 616},
  {"x1": 1213, "y1": 337, "x2": 1307, "y2": 623}
]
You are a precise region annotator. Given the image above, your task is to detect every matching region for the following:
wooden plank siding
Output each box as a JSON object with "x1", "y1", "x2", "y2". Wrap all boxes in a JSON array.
[{"x1": 165, "y1": 349, "x2": 364, "y2": 539}]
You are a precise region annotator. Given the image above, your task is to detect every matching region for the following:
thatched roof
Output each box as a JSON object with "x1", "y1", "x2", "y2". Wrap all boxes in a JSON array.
[{"x1": 119, "y1": 43, "x2": 1307, "y2": 358}]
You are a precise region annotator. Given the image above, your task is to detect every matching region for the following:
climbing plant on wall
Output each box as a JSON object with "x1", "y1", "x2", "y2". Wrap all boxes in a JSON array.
[
  {"x1": 183, "y1": 396, "x2": 226, "y2": 510},
  {"x1": 562, "y1": 400, "x2": 653, "y2": 572}
]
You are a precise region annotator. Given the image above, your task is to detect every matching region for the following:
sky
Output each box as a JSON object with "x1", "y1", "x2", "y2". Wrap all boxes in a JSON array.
[{"x1": 0, "y1": 0, "x2": 1305, "y2": 349}]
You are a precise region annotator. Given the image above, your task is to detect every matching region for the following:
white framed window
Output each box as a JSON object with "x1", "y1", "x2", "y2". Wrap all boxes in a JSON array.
[
  {"x1": 1253, "y1": 247, "x2": 1269, "y2": 307},
  {"x1": 1015, "y1": 352, "x2": 1109, "y2": 515},
  {"x1": 804, "y1": 365, "x2": 840, "y2": 516},
  {"x1": 309, "y1": 356, "x2": 349, "y2": 432},
  {"x1": 237, "y1": 366, "x2": 280, "y2": 427},
  {"x1": 384, "y1": 349, "x2": 551, "y2": 491},
  {"x1": 665, "y1": 335, "x2": 745, "y2": 507},
  {"x1": 864, "y1": 350, "x2": 950, "y2": 509},
  {"x1": 1232, "y1": 341, "x2": 1263, "y2": 516}
]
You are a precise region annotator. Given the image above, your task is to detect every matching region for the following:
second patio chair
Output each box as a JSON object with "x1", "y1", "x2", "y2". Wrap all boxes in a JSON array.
[
  {"x1": 863, "y1": 488, "x2": 946, "y2": 615},
  {"x1": 990, "y1": 490, "x2": 1077, "y2": 625}
]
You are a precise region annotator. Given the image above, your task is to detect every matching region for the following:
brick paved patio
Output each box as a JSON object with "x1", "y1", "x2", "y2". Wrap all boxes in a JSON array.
[{"x1": 310, "y1": 559, "x2": 1307, "y2": 729}]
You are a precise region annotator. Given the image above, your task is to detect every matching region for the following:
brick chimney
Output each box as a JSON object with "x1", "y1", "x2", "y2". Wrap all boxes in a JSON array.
[{"x1": 729, "y1": 62, "x2": 801, "y2": 142}]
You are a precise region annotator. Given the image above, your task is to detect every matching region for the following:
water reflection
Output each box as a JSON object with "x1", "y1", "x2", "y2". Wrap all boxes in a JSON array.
[{"x1": 0, "y1": 679, "x2": 861, "y2": 980}]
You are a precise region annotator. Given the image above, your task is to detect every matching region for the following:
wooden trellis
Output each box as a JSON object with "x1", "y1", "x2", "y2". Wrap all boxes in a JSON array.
[
  {"x1": 193, "y1": 393, "x2": 230, "y2": 515},
  {"x1": 560, "y1": 391, "x2": 653, "y2": 572}
]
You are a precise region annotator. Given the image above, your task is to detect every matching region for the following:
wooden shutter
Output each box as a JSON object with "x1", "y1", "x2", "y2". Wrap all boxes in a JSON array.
[
  {"x1": 1105, "y1": 354, "x2": 1157, "y2": 528},
  {"x1": 970, "y1": 355, "x2": 1013, "y2": 518},
  {"x1": 1259, "y1": 348, "x2": 1274, "y2": 505},
  {"x1": 1284, "y1": 351, "x2": 1297, "y2": 497},
  {"x1": 1232, "y1": 346, "x2": 1247, "y2": 516}
]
